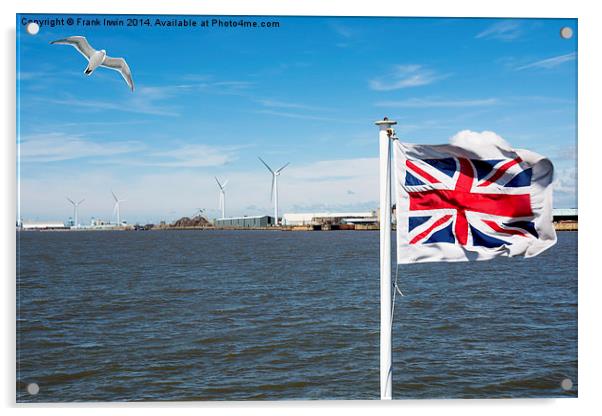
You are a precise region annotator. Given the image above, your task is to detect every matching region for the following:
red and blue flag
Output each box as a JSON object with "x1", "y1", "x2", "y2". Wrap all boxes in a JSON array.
[{"x1": 393, "y1": 132, "x2": 556, "y2": 263}]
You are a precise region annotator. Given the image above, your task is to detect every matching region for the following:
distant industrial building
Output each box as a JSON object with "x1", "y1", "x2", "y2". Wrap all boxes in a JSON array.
[
  {"x1": 552, "y1": 208, "x2": 577, "y2": 231},
  {"x1": 214, "y1": 215, "x2": 275, "y2": 228},
  {"x1": 552, "y1": 208, "x2": 577, "y2": 222},
  {"x1": 90, "y1": 218, "x2": 110, "y2": 226},
  {"x1": 76, "y1": 218, "x2": 119, "y2": 230},
  {"x1": 282, "y1": 212, "x2": 377, "y2": 226},
  {"x1": 20, "y1": 221, "x2": 68, "y2": 230}
]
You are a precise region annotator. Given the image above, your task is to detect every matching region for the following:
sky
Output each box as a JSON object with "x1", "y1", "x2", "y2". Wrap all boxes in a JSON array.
[{"x1": 17, "y1": 15, "x2": 577, "y2": 224}]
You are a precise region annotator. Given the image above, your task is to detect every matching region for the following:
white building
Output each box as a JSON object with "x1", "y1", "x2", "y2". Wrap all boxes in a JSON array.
[
  {"x1": 552, "y1": 208, "x2": 577, "y2": 217},
  {"x1": 21, "y1": 221, "x2": 68, "y2": 230},
  {"x1": 552, "y1": 208, "x2": 577, "y2": 221},
  {"x1": 282, "y1": 211, "x2": 376, "y2": 226},
  {"x1": 80, "y1": 218, "x2": 121, "y2": 230}
]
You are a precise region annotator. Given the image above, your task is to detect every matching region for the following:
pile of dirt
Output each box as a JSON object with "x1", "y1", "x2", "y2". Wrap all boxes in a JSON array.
[{"x1": 171, "y1": 215, "x2": 212, "y2": 228}]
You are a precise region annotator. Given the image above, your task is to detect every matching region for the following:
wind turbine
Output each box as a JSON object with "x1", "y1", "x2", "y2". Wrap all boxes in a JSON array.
[
  {"x1": 258, "y1": 157, "x2": 289, "y2": 225},
  {"x1": 215, "y1": 177, "x2": 228, "y2": 219},
  {"x1": 111, "y1": 191, "x2": 126, "y2": 225},
  {"x1": 66, "y1": 197, "x2": 85, "y2": 227}
]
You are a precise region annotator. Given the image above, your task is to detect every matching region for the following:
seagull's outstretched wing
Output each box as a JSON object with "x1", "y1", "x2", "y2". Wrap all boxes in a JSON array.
[
  {"x1": 102, "y1": 56, "x2": 135, "y2": 92},
  {"x1": 50, "y1": 36, "x2": 96, "y2": 60}
]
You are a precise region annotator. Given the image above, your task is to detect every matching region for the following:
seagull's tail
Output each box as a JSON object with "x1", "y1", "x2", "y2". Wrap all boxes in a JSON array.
[{"x1": 84, "y1": 67, "x2": 93, "y2": 76}]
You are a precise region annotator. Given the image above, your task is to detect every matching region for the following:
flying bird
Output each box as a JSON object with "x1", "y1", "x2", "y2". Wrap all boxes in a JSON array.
[{"x1": 50, "y1": 36, "x2": 134, "y2": 91}]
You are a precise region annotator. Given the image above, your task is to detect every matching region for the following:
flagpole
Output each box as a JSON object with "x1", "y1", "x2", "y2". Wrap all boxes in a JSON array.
[{"x1": 376, "y1": 117, "x2": 396, "y2": 400}]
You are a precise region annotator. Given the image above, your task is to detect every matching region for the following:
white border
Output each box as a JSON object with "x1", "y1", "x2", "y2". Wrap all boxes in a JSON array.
[{"x1": 3, "y1": 1, "x2": 600, "y2": 415}]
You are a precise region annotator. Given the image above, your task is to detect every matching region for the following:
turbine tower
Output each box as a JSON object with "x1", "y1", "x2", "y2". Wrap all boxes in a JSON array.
[
  {"x1": 215, "y1": 177, "x2": 228, "y2": 219},
  {"x1": 258, "y1": 157, "x2": 289, "y2": 225},
  {"x1": 66, "y1": 197, "x2": 85, "y2": 227},
  {"x1": 111, "y1": 191, "x2": 126, "y2": 225}
]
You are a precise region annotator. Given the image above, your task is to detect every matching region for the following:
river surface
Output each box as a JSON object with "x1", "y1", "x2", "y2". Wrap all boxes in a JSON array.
[{"x1": 16, "y1": 230, "x2": 577, "y2": 401}]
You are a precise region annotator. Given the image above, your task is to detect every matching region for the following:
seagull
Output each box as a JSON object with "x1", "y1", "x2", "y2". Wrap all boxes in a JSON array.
[{"x1": 50, "y1": 36, "x2": 134, "y2": 92}]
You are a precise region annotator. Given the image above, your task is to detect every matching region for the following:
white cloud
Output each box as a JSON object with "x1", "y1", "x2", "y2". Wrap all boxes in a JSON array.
[
  {"x1": 288, "y1": 158, "x2": 376, "y2": 181},
  {"x1": 369, "y1": 65, "x2": 446, "y2": 91},
  {"x1": 516, "y1": 52, "x2": 576, "y2": 71},
  {"x1": 330, "y1": 21, "x2": 353, "y2": 39},
  {"x1": 553, "y1": 166, "x2": 577, "y2": 194},
  {"x1": 476, "y1": 20, "x2": 523, "y2": 41},
  {"x1": 252, "y1": 99, "x2": 342, "y2": 124},
  {"x1": 175, "y1": 80, "x2": 255, "y2": 96},
  {"x1": 142, "y1": 144, "x2": 241, "y2": 168},
  {"x1": 18, "y1": 133, "x2": 240, "y2": 168},
  {"x1": 210, "y1": 81, "x2": 253, "y2": 89},
  {"x1": 19, "y1": 133, "x2": 142, "y2": 162},
  {"x1": 42, "y1": 77, "x2": 256, "y2": 117},
  {"x1": 272, "y1": 158, "x2": 379, "y2": 212},
  {"x1": 46, "y1": 88, "x2": 179, "y2": 117},
  {"x1": 552, "y1": 166, "x2": 577, "y2": 208},
  {"x1": 553, "y1": 145, "x2": 576, "y2": 162},
  {"x1": 375, "y1": 98, "x2": 499, "y2": 108},
  {"x1": 253, "y1": 109, "x2": 354, "y2": 123},
  {"x1": 17, "y1": 71, "x2": 44, "y2": 81},
  {"x1": 19, "y1": 157, "x2": 381, "y2": 223},
  {"x1": 449, "y1": 130, "x2": 511, "y2": 150}
]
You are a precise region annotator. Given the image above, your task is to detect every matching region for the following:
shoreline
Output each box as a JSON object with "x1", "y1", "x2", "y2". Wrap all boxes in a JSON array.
[{"x1": 16, "y1": 222, "x2": 578, "y2": 232}]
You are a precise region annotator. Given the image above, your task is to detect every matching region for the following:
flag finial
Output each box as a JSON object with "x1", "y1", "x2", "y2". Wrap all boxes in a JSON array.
[{"x1": 375, "y1": 118, "x2": 397, "y2": 127}]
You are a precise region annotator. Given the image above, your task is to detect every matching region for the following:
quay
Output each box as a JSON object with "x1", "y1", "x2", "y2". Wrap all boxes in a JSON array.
[{"x1": 17, "y1": 209, "x2": 577, "y2": 232}]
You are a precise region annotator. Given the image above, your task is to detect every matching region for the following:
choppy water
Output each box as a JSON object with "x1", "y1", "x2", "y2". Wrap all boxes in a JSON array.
[{"x1": 16, "y1": 230, "x2": 577, "y2": 401}]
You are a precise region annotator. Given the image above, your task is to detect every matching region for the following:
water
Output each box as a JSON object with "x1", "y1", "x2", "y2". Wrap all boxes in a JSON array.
[{"x1": 16, "y1": 230, "x2": 577, "y2": 401}]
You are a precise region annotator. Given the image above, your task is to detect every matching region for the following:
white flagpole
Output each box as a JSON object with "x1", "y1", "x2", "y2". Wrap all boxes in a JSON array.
[{"x1": 376, "y1": 117, "x2": 396, "y2": 400}]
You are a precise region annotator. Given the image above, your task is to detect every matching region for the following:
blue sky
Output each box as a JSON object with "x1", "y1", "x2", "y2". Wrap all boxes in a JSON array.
[{"x1": 17, "y1": 15, "x2": 577, "y2": 224}]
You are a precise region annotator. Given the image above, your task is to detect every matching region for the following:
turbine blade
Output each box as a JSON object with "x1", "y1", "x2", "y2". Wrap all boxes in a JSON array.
[
  {"x1": 111, "y1": 190, "x2": 118, "y2": 202},
  {"x1": 276, "y1": 162, "x2": 290, "y2": 173},
  {"x1": 258, "y1": 157, "x2": 274, "y2": 174},
  {"x1": 270, "y1": 175, "x2": 275, "y2": 201},
  {"x1": 214, "y1": 176, "x2": 223, "y2": 190},
  {"x1": 66, "y1": 197, "x2": 75, "y2": 205},
  {"x1": 78, "y1": 199, "x2": 85, "y2": 205},
  {"x1": 222, "y1": 180, "x2": 228, "y2": 189}
]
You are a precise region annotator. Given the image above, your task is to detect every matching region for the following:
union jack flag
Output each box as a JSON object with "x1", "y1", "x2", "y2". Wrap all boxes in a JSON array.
[{"x1": 393, "y1": 138, "x2": 556, "y2": 264}]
